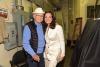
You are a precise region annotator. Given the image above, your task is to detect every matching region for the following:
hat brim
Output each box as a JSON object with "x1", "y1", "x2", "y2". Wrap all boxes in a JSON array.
[{"x1": 32, "y1": 12, "x2": 45, "y2": 14}]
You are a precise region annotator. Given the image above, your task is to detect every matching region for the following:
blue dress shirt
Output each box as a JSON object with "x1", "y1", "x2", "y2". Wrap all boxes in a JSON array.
[{"x1": 23, "y1": 22, "x2": 45, "y2": 57}]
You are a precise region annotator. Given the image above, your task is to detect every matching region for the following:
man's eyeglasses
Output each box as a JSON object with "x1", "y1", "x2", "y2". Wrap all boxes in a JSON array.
[{"x1": 35, "y1": 14, "x2": 44, "y2": 17}]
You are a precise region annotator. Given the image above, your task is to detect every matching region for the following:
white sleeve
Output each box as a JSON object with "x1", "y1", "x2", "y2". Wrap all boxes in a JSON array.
[{"x1": 57, "y1": 25, "x2": 65, "y2": 56}]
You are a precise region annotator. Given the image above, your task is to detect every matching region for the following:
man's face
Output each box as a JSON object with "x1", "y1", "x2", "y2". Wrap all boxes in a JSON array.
[{"x1": 33, "y1": 13, "x2": 44, "y2": 23}]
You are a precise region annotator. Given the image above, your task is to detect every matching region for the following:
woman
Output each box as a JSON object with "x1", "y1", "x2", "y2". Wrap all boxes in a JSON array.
[{"x1": 43, "y1": 11, "x2": 65, "y2": 67}]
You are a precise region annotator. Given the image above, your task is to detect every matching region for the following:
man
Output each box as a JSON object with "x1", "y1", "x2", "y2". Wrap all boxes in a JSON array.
[{"x1": 23, "y1": 7, "x2": 46, "y2": 67}]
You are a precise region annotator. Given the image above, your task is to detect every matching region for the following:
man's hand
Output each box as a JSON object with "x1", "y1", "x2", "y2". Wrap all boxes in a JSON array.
[{"x1": 32, "y1": 54, "x2": 40, "y2": 62}]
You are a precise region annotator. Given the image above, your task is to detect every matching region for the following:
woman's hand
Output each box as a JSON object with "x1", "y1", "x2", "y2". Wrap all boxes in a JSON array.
[{"x1": 57, "y1": 52, "x2": 65, "y2": 62}]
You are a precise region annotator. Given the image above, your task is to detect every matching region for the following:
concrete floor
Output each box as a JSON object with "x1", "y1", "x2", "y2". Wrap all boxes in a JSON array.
[
  {"x1": 57, "y1": 45, "x2": 73, "y2": 67},
  {"x1": 64, "y1": 46, "x2": 73, "y2": 67}
]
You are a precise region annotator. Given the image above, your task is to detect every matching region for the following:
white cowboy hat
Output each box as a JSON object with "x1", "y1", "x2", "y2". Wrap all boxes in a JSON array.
[{"x1": 32, "y1": 7, "x2": 45, "y2": 14}]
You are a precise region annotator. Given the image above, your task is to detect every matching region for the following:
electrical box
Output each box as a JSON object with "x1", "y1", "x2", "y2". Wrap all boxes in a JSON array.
[{"x1": 4, "y1": 22, "x2": 17, "y2": 50}]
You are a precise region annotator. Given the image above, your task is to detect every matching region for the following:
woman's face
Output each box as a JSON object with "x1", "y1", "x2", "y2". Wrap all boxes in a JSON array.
[{"x1": 44, "y1": 13, "x2": 53, "y2": 24}]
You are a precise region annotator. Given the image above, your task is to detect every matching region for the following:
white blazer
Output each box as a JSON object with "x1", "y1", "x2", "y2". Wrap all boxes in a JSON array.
[{"x1": 44, "y1": 24, "x2": 65, "y2": 61}]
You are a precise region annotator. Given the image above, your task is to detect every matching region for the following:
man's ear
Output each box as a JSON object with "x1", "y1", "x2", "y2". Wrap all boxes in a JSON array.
[{"x1": 33, "y1": 14, "x2": 35, "y2": 18}]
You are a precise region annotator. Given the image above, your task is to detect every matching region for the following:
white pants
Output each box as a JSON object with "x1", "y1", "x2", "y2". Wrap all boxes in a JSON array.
[{"x1": 45, "y1": 59, "x2": 57, "y2": 67}]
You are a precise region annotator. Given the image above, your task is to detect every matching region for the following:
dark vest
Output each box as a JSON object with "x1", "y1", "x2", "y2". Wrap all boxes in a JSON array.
[{"x1": 25, "y1": 21, "x2": 46, "y2": 57}]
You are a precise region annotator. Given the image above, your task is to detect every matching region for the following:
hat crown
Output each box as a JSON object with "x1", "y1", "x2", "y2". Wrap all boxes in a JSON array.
[{"x1": 33, "y1": 7, "x2": 45, "y2": 14}]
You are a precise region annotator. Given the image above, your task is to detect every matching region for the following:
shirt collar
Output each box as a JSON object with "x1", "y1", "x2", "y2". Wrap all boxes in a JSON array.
[{"x1": 35, "y1": 22, "x2": 42, "y2": 26}]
